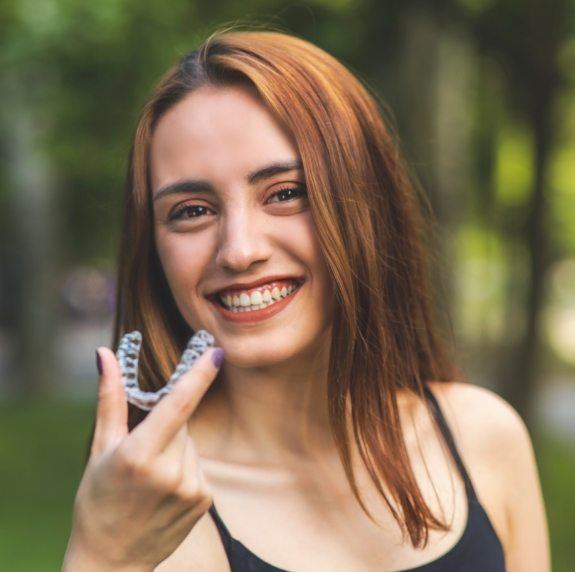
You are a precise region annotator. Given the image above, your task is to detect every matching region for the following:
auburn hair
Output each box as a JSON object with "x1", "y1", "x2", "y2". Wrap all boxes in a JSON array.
[{"x1": 107, "y1": 28, "x2": 463, "y2": 548}]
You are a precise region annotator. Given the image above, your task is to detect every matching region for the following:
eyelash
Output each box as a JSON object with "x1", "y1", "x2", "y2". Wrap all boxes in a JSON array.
[{"x1": 168, "y1": 185, "x2": 308, "y2": 222}]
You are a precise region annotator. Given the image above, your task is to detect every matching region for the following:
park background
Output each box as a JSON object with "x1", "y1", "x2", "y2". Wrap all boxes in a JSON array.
[{"x1": 1, "y1": 0, "x2": 574, "y2": 569}]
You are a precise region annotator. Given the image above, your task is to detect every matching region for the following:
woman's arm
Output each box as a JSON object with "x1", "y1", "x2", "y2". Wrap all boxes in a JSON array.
[
  {"x1": 432, "y1": 381, "x2": 552, "y2": 572},
  {"x1": 493, "y1": 395, "x2": 552, "y2": 572}
]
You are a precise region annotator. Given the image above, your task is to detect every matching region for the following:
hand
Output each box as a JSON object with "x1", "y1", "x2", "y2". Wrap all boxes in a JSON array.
[{"x1": 62, "y1": 342, "x2": 224, "y2": 571}]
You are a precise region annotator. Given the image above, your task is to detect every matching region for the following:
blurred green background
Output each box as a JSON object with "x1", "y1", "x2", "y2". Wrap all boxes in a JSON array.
[{"x1": 1, "y1": 0, "x2": 574, "y2": 570}]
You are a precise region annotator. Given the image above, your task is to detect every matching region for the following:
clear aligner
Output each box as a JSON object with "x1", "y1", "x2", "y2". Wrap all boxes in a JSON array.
[{"x1": 116, "y1": 329, "x2": 215, "y2": 411}]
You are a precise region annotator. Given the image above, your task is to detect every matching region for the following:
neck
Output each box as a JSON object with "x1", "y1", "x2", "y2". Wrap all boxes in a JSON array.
[{"x1": 190, "y1": 334, "x2": 338, "y2": 465}]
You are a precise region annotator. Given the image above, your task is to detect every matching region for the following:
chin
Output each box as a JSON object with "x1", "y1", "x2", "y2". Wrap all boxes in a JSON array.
[
  {"x1": 218, "y1": 339, "x2": 306, "y2": 369},
  {"x1": 220, "y1": 324, "x2": 332, "y2": 371}
]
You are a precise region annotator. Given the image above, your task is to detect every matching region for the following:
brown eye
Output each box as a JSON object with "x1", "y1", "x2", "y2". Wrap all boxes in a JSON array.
[
  {"x1": 267, "y1": 186, "x2": 307, "y2": 203},
  {"x1": 169, "y1": 204, "x2": 214, "y2": 221}
]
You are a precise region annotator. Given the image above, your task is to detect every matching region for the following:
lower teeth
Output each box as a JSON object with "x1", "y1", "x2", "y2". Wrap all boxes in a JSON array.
[
  {"x1": 235, "y1": 305, "x2": 267, "y2": 312},
  {"x1": 228, "y1": 299, "x2": 278, "y2": 313}
]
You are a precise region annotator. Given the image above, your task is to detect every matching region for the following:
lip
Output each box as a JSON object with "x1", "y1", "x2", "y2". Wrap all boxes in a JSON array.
[
  {"x1": 208, "y1": 282, "x2": 303, "y2": 324},
  {"x1": 207, "y1": 274, "x2": 305, "y2": 296}
]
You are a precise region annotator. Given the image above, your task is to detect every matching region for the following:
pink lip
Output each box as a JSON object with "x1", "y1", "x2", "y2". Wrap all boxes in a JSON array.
[{"x1": 208, "y1": 282, "x2": 302, "y2": 324}]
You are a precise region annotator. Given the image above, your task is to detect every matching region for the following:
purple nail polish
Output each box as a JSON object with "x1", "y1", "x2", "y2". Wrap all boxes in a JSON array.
[
  {"x1": 95, "y1": 350, "x2": 103, "y2": 375},
  {"x1": 211, "y1": 348, "x2": 225, "y2": 368}
]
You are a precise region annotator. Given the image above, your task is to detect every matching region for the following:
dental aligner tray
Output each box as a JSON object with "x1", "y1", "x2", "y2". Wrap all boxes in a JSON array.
[{"x1": 116, "y1": 330, "x2": 215, "y2": 411}]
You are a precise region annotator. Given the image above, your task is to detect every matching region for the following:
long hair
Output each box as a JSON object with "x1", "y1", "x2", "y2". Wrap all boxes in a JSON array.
[{"x1": 109, "y1": 28, "x2": 462, "y2": 548}]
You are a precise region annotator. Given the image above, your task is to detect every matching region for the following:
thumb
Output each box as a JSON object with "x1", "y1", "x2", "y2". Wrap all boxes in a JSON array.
[{"x1": 91, "y1": 347, "x2": 128, "y2": 458}]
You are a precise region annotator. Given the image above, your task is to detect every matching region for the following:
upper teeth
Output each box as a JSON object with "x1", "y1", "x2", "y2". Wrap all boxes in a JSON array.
[{"x1": 219, "y1": 283, "x2": 298, "y2": 309}]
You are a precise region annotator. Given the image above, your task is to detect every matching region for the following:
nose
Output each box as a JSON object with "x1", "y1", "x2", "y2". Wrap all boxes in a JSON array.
[{"x1": 214, "y1": 206, "x2": 272, "y2": 273}]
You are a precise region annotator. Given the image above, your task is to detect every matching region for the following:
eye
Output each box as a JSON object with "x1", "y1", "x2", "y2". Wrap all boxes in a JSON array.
[
  {"x1": 167, "y1": 185, "x2": 307, "y2": 223},
  {"x1": 267, "y1": 185, "x2": 307, "y2": 203},
  {"x1": 169, "y1": 203, "x2": 214, "y2": 222}
]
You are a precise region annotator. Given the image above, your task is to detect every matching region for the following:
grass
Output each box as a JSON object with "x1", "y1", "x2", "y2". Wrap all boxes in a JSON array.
[
  {"x1": 536, "y1": 432, "x2": 575, "y2": 570},
  {"x1": 0, "y1": 400, "x2": 573, "y2": 570},
  {"x1": 0, "y1": 400, "x2": 94, "y2": 571}
]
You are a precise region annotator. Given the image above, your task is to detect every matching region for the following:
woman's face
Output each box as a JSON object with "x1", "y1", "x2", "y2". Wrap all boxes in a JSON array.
[{"x1": 150, "y1": 84, "x2": 334, "y2": 368}]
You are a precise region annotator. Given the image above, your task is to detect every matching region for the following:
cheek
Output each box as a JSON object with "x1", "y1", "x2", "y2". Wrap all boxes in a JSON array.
[
  {"x1": 281, "y1": 215, "x2": 334, "y2": 314},
  {"x1": 155, "y1": 233, "x2": 211, "y2": 299},
  {"x1": 290, "y1": 214, "x2": 331, "y2": 283}
]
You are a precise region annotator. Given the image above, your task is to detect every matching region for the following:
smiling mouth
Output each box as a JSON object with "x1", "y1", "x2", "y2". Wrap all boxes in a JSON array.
[{"x1": 212, "y1": 279, "x2": 303, "y2": 312}]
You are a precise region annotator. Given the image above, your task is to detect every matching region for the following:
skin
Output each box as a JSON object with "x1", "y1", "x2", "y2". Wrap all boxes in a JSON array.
[
  {"x1": 151, "y1": 84, "x2": 338, "y2": 464},
  {"x1": 62, "y1": 346, "x2": 223, "y2": 572},
  {"x1": 63, "y1": 83, "x2": 551, "y2": 571}
]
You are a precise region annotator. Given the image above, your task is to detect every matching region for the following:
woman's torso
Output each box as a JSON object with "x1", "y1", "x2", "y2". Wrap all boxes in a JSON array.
[{"x1": 156, "y1": 382, "x2": 508, "y2": 571}]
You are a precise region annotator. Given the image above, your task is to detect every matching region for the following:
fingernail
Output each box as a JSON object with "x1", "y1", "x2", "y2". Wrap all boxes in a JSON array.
[
  {"x1": 95, "y1": 349, "x2": 103, "y2": 375},
  {"x1": 211, "y1": 348, "x2": 225, "y2": 368}
]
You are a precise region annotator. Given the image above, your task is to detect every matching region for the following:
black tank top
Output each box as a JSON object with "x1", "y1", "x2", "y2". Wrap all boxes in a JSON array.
[{"x1": 208, "y1": 384, "x2": 506, "y2": 571}]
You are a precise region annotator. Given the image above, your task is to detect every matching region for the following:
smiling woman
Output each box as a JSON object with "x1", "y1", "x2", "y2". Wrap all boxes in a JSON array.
[
  {"x1": 149, "y1": 82, "x2": 333, "y2": 373},
  {"x1": 63, "y1": 28, "x2": 550, "y2": 572}
]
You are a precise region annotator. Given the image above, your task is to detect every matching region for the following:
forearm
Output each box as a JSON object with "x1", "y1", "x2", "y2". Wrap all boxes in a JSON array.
[{"x1": 62, "y1": 538, "x2": 154, "y2": 572}]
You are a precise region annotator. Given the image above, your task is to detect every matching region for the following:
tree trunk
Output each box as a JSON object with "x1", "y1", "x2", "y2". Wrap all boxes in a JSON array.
[
  {"x1": 0, "y1": 73, "x2": 61, "y2": 399},
  {"x1": 500, "y1": 87, "x2": 553, "y2": 428},
  {"x1": 394, "y1": 8, "x2": 474, "y2": 367}
]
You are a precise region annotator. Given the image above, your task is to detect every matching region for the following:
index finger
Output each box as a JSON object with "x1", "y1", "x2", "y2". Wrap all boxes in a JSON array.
[
  {"x1": 129, "y1": 347, "x2": 223, "y2": 454},
  {"x1": 91, "y1": 347, "x2": 128, "y2": 457}
]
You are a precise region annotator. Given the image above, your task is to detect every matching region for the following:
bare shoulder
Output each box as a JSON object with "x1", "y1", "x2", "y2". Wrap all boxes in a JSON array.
[
  {"x1": 426, "y1": 381, "x2": 526, "y2": 453},
  {"x1": 426, "y1": 381, "x2": 551, "y2": 572}
]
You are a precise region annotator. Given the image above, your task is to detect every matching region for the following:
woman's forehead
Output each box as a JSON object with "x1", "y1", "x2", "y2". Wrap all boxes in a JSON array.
[{"x1": 150, "y1": 85, "x2": 299, "y2": 193}]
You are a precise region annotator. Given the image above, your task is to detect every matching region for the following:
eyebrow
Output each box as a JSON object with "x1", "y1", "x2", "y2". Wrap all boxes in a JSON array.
[{"x1": 153, "y1": 159, "x2": 303, "y2": 202}]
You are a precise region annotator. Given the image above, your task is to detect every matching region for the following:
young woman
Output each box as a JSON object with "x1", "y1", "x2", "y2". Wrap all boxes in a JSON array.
[{"x1": 62, "y1": 29, "x2": 550, "y2": 571}]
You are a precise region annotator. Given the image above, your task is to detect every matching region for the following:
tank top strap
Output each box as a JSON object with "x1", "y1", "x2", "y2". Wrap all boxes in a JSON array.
[
  {"x1": 208, "y1": 502, "x2": 234, "y2": 554},
  {"x1": 422, "y1": 383, "x2": 479, "y2": 502}
]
